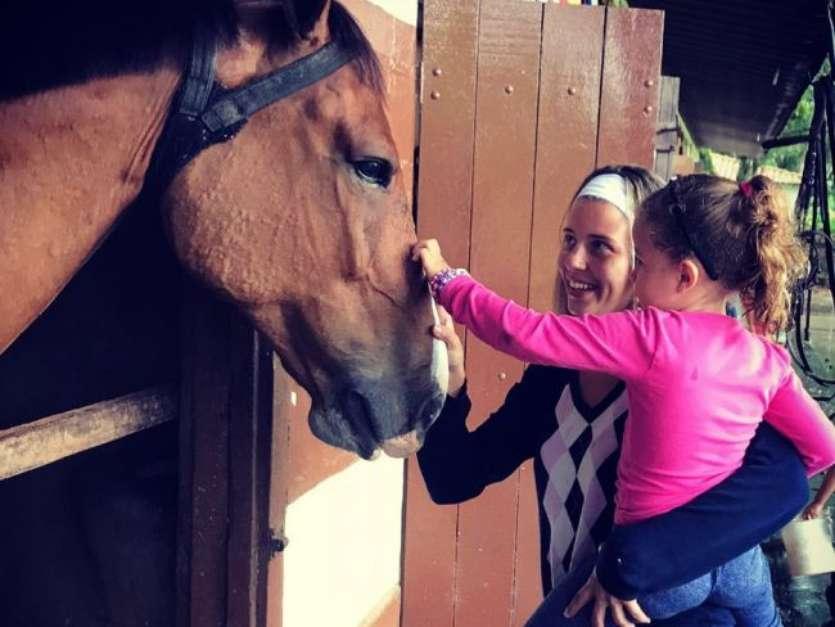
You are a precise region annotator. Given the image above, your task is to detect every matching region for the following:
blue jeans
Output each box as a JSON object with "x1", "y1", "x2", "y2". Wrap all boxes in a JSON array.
[{"x1": 526, "y1": 547, "x2": 780, "y2": 626}]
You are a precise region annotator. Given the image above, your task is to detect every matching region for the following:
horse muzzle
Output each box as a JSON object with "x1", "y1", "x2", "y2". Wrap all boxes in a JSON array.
[{"x1": 308, "y1": 373, "x2": 446, "y2": 460}]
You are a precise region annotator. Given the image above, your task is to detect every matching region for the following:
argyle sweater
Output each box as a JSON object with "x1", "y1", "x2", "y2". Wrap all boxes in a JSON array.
[
  {"x1": 417, "y1": 365, "x2": 809, "y2": 598},
  {"x1": 418, "y1": 365, "x2": 626, "y2": 593}
]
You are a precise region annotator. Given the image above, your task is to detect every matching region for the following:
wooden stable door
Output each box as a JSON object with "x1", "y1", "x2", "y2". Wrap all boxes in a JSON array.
[
  {"x1": 177, "y1": 3, "x2": 421, "y2": 627},
  {"x1": 403, "y1": 2, "x2": 663, "y2": 626}
]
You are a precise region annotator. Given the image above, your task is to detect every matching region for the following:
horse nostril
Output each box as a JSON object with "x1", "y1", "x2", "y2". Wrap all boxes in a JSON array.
[{"x1": 344, "y1": 389, "x2": 378, "y2": 444}]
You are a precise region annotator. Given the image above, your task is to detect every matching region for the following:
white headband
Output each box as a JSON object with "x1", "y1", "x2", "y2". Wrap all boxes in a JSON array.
[{"x1": 576, "y1": 173, "x2": 633, "y2": 221}]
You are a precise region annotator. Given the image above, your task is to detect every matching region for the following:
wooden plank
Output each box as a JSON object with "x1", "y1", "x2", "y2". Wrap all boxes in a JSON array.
[
  {"x1": 266, "y1": 359, "x2": 292, "y2": 627},
  {"x1": 456, "y1": 1, "x2": 543, "y2": 625},
  {"x1": 654, "y1": 76, "x2": 681, "y2": 182},
  {"x1": 177, "y1": 284, "x2": 232, "y2": 627},
  {"x1": 176, "y1": 283, "x2": 273, "y2": 627},
  {"x1": 0, "y1": 385, "x2": 175, "y2": 481},
  {"x1": 596, "y1": 7, "x2": 664, "y2": 168},
  {"x1": 529, "y1": 4, "x2": 605, "y2": 313},
  {"x1": 403, "y1": 0, "x2": 480, "y2": 625},
  {"x1": 513, "y1": 11, "x2": 607, "y2": 622},
  {"x1": 516, "y1": 11, "x2": 606, "y2": 622},
  {"x1": 226, "y1": 329, "x2": 274, "y2": 627}
]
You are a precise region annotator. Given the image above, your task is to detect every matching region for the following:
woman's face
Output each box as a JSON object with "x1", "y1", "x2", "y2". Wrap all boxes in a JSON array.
[{"x1": 558, "y1": 197, "x2": 634, "y2": 316}]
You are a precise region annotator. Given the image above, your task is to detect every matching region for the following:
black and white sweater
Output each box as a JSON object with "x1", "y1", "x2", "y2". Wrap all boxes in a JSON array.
[{"x1": 417, "y1": 365, "x2": 626, "y2": 594}]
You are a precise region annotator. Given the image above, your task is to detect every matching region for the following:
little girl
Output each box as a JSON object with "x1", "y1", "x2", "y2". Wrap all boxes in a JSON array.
[{"x1": 414, "y1": 174, "x2": 835, "y2": 625}]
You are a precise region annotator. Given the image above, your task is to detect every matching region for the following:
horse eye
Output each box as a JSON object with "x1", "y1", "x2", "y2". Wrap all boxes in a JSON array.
[{"x1": 353, "y1": 158, "x2": 393, "y2": 188}]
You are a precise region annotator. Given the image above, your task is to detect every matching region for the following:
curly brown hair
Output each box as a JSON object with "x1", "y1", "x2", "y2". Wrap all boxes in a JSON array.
[{"x1": 639, "y1": 174, "x2": 807, "y2": 332}]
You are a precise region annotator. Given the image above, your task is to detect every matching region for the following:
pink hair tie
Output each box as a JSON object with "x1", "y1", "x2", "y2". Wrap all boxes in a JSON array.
[{"x1": 739, "y1": 180, "x2": 753, "y2": 198}]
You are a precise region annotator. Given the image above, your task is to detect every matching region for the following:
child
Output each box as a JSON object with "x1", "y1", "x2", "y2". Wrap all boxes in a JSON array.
[{"x1": 414, "y1": 174, "x2": 835, "y2": 626}]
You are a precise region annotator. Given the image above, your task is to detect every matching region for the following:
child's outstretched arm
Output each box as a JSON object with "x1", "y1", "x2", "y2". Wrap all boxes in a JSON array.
[
  {"x1": 412, "y1": 239, "x2": 659, "y2": 381},
  {"x1": 803, "y1": 466, "x2": 835, "y2": 519}
]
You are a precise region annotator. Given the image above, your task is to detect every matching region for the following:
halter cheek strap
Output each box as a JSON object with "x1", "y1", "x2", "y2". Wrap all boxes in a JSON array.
[{"x1": 145, "y1": 24, "x2": 356, "y2": 196}]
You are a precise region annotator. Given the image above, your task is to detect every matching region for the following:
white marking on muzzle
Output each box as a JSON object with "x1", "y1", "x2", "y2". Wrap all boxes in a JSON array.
[{"x1": 429, "y1": 289, "x2": 449, "y2": 395}]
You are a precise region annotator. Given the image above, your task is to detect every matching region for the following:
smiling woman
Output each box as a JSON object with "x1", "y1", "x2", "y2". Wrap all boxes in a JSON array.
[
  {"x1": 559, "y1": 167, "x2": 660, "y2": 318},
  {"x1": 416, "y1": 164, "x2": 811, "y2": 626}
]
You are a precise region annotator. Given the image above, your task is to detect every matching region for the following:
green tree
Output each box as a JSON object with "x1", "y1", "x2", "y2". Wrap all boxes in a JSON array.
[{"x1": 760, "y1": 58, "x2": 830, "y2": 175}]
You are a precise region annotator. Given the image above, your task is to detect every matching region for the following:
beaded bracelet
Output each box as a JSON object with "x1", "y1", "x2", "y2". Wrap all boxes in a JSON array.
[{"x1": 429, "y1": 267, "x2": 469, "y2": 299}]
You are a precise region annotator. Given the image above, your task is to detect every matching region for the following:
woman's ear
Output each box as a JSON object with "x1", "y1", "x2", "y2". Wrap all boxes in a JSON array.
[{"x1": 677, "y1": 259, "x2": 700, "y2": 293}]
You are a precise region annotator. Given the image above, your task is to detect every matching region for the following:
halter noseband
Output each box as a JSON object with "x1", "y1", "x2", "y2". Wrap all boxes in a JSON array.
[{"x1": 146, "y1": 25, "x2": 356, "y2": 194}]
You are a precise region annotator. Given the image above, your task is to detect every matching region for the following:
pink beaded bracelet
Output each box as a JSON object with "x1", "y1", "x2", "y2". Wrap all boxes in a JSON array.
[{"x1": 429, "y1": 267, "x2": 469, "y2": 299}]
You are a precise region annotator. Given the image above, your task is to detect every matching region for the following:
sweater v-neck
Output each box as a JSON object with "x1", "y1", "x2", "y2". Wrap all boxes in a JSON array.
[{"x1": 567, "y1": 370, "x2": 625, "y2": 423}]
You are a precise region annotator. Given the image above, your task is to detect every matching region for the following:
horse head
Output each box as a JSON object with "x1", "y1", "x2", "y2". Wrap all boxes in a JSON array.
[{"x1": 163, "y1": 0, "x2": 448, "y2": 458}]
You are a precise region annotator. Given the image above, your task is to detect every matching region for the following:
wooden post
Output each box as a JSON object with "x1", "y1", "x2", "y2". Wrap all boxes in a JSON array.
[
  {"x1": 655, "y1": 76, "x2": 681, "y2": 181},
  {"x1": 177, "y1": 281, "x2": 274, "y2": 627}
]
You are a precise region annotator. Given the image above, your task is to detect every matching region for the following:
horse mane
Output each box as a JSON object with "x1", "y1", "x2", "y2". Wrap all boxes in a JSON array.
[{"x1": 0, "y1": 1, "x2": 382, "y2": 101}]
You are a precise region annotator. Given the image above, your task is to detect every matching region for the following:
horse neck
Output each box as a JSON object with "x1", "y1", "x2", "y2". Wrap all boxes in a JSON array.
[{"x1": 0, "y1": 59, "x2": 182, "y2": 355}]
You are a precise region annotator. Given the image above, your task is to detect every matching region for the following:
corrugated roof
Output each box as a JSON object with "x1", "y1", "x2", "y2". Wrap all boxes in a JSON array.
[{"x1": 627, "y1": 0, "x2": 829, "y2": 156}]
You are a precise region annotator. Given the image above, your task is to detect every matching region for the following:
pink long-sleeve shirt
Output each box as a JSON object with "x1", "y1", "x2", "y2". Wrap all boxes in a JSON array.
[{"x1": 438, "y1": 275, "x2": 835, "y2": 525}]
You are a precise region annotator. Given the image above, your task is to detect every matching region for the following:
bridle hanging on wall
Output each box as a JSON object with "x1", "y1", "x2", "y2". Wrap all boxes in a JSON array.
[{"x1": 771, "y1": 0, "x2": 835, "y2": 413}]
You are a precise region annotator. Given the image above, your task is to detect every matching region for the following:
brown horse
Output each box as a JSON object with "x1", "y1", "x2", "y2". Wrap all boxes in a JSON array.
[{"x1": 0, "y1": 0, "x2": 446, "y2": 459}]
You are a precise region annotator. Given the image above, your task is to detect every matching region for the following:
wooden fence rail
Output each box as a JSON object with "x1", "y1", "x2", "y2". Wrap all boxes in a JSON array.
[{"x1": 0, "y1": 385, "x2": 177, "y2": 481}]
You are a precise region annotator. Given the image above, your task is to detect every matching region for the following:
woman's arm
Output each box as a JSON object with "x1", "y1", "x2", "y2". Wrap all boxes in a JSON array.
[
  {"x1": 417, "y1": 364, "x2": 563, "y2": 503},
  {"x1": 595, "y1": 422, "x2": 808, "y2": 599}
]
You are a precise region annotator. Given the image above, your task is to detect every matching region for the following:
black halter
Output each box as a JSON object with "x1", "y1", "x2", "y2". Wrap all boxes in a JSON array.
[{"x1": 146, "y1": 25, "x2": 356, "y2": 195}]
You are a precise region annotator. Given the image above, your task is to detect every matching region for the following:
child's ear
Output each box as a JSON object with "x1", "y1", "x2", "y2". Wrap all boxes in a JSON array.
[{"x1": 677, "y1": 259, "x2": 700, "y2": 292}]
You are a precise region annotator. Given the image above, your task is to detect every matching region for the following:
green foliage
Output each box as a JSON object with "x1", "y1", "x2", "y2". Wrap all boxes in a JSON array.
[
  {"x1": 737, "y1": 155, "x2": 756, "y2": 181},
  {"x1": 698, "y1": 147, "x2": 714, "y2": 174},
  {"x1": 759, "y1": 86, "x2": 813, "y2": 173},
  {"x1": 760, "y1": 59, "x2": 830, "y2": 175}
]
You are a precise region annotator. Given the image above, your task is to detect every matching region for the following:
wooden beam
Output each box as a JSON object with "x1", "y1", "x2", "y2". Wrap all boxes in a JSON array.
[{"x1": 0, "y1": 385, "x2": 176, "y2": 481}]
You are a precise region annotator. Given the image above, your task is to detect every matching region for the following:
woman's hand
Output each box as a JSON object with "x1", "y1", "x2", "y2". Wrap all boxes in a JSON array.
[
  {"x1": 412, "y1": 238, "x2": 450, "y2": 279},
  {"x1": 432, "y1": 306, "x2": 466, "y2": 397},
  {"x1": 802, "y1": 499, "x2": 825, "y2": 519},
  {"x1": 564, "y1": 570, "x2": 651, "y2": 627}
]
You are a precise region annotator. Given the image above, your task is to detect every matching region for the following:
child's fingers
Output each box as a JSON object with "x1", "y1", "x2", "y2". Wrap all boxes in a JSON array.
[
  {"x1": 437, "y1": 305, "x2": 453, "y2": 327},
  {"x1": 411, "y1": 240, "x2": 430, "y2": 262},
  {"x1": 625, "y1": 600, "x2": 651, "y2": 624}
]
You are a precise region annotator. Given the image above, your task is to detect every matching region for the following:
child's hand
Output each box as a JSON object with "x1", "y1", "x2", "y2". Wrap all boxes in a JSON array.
[
  {"x1": 412, "y1": 239, "x2": 450, "y2": 279},
  {"x1": 802, "y1": 500, "x2": 826, "y2": 520}
]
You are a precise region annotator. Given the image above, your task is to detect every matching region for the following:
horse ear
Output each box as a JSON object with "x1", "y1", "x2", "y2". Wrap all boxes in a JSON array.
[
  {"x1": 232, "y1": 0, "x2": 331, "y2": 45},
  {"x1": 291, "y1": 0, "x2": 331, "y2": 44}
]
